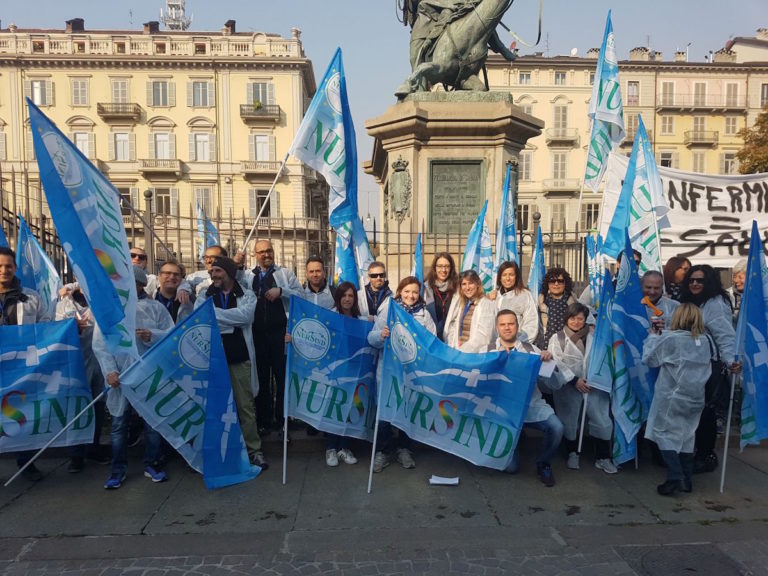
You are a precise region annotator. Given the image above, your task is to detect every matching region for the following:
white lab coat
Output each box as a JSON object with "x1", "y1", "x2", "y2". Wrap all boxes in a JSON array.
[
  {"x1": 643, "y1": 331, "x2": 713, "y2": 452},
  {"x1": 646, "y1": 296, "x2": 679, "y2": 327},
  {"x1": 92, "y1": 296, "x2": 174, "y2": 417},
  {"x1": 179, "y1": 269, "x2": 212, "y2": 297},
  {"x1": 444, "y1": 296, "x2": 496, "y2": 353},
  {"x1": 700, "y1": 296, "x2": 736, "y2": 362},
  {"x1": 495, "y1": 288, "x2": 539, "y2": 343},
  {"x1": 239, "y1": 265, "x2": 303, "y2": 318},
  {"x1": 7, "y1": 287, "x2": 51, "y2": 324},
  {"x1": 302, "y1": 282, "x2": 335, "y2": 310},
  {"x1": 548, "y1": 329, "x2": 612, "y2": 441}
]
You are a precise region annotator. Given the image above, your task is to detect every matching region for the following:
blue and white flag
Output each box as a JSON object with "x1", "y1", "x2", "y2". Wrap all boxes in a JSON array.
[
  {"x1": 332, "y1": 217, "x2": 373, "y2": 289},
  {"x1": 0, "y1": 319, "x2": 93, "y2": 452},
  {"x1": 411, "y1": 232, "x2": 424, "y2": 291},
  {"x1": 118, "y1": 299, "x2": 260, "y2": 489},
  {"x1": 527, "y1": 227, "x2": 546, "y2": 297},
  {"x1": 602, "y1": 116, "x2": 669, "y2": 266},
  {"x1": 736, "y1": 220, "x2": 768, "y2": 450},
  {"x1": 15, "y1": 214, "x2": 61, "y2": 320},
  {"x1": 196, "y1": 203, "x2": 220, "y2": 261},
  {"x1": 28, "y1": 100, "x2": 138, "y2": 360},
  {"x1": 494, "y1": 162, "x2": 518, "y2": 276},
  {"x1": 379, "y1": 301, "x2": 540, "y2": 470},
  {"x1": 0, "y1": 219, "x2": 8, "y2": 248},
  {"x1": 611, "y1": 232, "x2": 653, "y2": 449},
  {"x1": 461, "y1": 200, "x2": 494, "y2": 292},
  {"x1": 290, "y1": 48, "x2": 374, "y2": 282},
  {"x1": 286, "y1": 297, "x2": 377, "y2": 439},
  {"x1": 586, "y1": 269, "x2": 615, "y2": 394},
  {"x1": 583, "y1": 11, "x2": 625, "y2": 193},
  {"x1": 585, "y1": 234, "x2": 604, "y2": 306}
]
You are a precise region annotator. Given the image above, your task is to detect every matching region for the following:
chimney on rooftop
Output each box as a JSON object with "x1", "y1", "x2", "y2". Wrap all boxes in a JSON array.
[
  {"x1": 629, "y1": 46, "x2": 650, "y2": 61},
  {"x1": 757, "y1": 28, "x2": 768, "y2": 41},
  {"x1": 586, "y1": 47, "x2": 600, "y2": 59},
  {"x1": 674, "y1": 51, "x2": 686, "y2": 63},
  {"x1": 66, "y1": 18, "x2": 84, "y2": 33},
  {"x1": 223, "y1": 20, "x2": 236, "y2": 35},
  {"x1": 143, "y1": 21, "x2": 160, "y2": 34}
]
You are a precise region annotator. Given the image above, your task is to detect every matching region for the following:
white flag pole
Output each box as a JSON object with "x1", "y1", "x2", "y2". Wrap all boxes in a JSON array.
[
  {"x1": 240, "y1": 153, "x2": 290, "y2": 253},
  {"x1": 576, "y1": 117, "x2": 595, "y2": 218},
  {"x1": 719, "y1": 372, "x2": 739, "y2": 494},
  {"x1": 367, "y1": 361, "x2": 386, "y2": 494},
  {"x1": 577, "y1": 392, "x2": 589, "y2": 453},
  {"x1": 4, "y1": 389, "x2": 106, "y2": 487},
  {"x1": 282, "y1": 361, "x2": 290, "y2": 486}
]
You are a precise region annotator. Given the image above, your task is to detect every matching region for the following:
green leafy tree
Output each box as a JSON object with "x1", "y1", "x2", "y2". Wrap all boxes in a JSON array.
[{"x1": 737, "y1": 109, "x2": 768, "y2": 174}]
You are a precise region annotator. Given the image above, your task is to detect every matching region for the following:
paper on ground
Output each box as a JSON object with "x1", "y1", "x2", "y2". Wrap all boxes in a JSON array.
[{"x1": 429, "y1": 475, "x2": 459, "y2": 486}]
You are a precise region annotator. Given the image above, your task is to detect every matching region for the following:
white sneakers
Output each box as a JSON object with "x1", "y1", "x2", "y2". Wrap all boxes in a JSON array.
[
  {"x1": 327, "y1": 448, "x2": 357, "y2": 467},
  {"x1": 373, "y1": 451, "x2": 390, "y2": 473},
  {"x1": 595, "y1": 458, "x2": 619, "y2": 474},
  {"x1": 396, "y1": 448, "x2": 416, "y2": 469},
  {"x1": 567, "y1": 451, "x2": 580, "y2": 470}
]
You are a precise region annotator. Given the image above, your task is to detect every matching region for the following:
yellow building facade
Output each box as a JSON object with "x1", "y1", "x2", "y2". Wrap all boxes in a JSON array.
[{"x1": 0, "y1": 18, "x2": 327, "y2": 270}]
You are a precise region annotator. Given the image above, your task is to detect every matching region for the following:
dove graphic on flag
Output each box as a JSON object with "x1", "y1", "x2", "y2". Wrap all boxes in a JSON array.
[{"x1": 15, "y1": 214, "x2": 61, "y2": 320}]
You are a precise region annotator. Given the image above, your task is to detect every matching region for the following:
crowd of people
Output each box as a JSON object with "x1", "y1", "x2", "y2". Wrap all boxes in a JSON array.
[{"x1": 0, "y1": 241, "x2": 746, "y2": 496}]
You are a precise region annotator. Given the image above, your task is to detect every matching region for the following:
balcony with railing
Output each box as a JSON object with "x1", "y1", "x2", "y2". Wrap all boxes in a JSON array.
[
  {"x1": 542, "y1": 178, "x2": 580, "y2": 194},
  {"x1": 656, "y1": 93, "x2": 747, "y2": 111},
  {"x1": 241, "y1": 160, "x2": 281, "y2": 176},
  {"x1": 620, "y1": 128, "x2": 653, "y2": 147},
  {"x1": 97, "y1": 102, "x2": 142, "y2": 122},
  {"x1": 544, "y1": 128, "x2": 579, "y2": 145},
  {"x1": 139, "y1": 158, "x2": 182, "y2": 177},
  {"x1": 239, "y1": 104, "x2": 281, "y2": 123},
  {"x1": 684, "y1": 130, "x2": 719, "y2": 147}
]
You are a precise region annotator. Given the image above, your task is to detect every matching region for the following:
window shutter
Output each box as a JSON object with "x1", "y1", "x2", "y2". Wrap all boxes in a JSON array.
[
  {"x1": 83, "y1": 81, "x2": 89, "y2": 106},
  {"x1": 0, "y1": 133, "x2": 5, "y2": 161},
  {"x1": 672, "y1": 152, "x2": 679, "y2": 169},
  {"x1": 148, "y1": 133, "x2": 155, "y2": 159},
  {"x1": 208, "y1": 131, "x2": 216, "y2": 161},
  {"x1": 168, "y1": 82, "x2": 176, "y2": 107},
  {"x1": 246, "y1": 83, "x2": 254, "y2": 106},
  {"x1": 271, "y1": 190, "x2": 280, "y2": 218},
  {"x1": 130, "y1": 187, "x2": 139, "y2": 209},
  {"x1": 108, "y1": 133, "x2": 115, "y2": 161},
  {"x1": 169, "y1": 133, "x2": 176, "y2": 159},
  {"x1": 207, "y1": 82, "x2": 215, "y2": 107},
  {"x1": 26, "y1": 130, "x2": 35, "y2": 160},
  {"x1": 248, "y1": 188, "x2": 257, "y2": 218},
  {"x1": 267, "y1": 83, "x2": 275, "y2": 105},
  {"x1": 48, "y1": 81, "x2": 55, "y2": 106},
  {"x1": 170, "y1": 188, "x2": 179, "y2": 216},
  {"x1": 146, "y1": 81, "x2": 153, "y2": 106},
  {"x1": 188, "y1": 133, "x2": 196, "y2": 161},
  {"x1": 24, "y1": 80, "x2": 31, "y2": 100},
  {"x1": 129, "y1": 133, "x2": 136, "y2": 161},
  {"x1": 88, "y1": 133, "x2": 96, "y2": 159},
  {"x1": 719, "y1": 153, "x2": 726, "y2": 174},
  {"x1": 269, "y1": 135, "x2": 276, "y2": 161},
  {"x1": 186, "y1": 82, "x2": 194, "y2": 107},
  {"x1": 248, "y1": 134, "x2": 256, "y2": 161}
]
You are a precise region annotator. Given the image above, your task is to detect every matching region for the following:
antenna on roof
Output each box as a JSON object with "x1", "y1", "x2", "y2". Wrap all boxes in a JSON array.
[{"x1": 160, "y1": 0, "x2": 192, "y2": 31}]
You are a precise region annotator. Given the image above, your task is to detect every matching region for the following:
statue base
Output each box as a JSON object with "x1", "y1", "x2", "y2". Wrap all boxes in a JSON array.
[{"x1": 363, "y1": 91, "x2": 543, "y2": 283}]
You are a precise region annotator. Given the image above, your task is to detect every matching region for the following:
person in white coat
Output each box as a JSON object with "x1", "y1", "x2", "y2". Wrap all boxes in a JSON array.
[
  {"x1": 549, "y1": 302, "x2": 616, "y2": 474},
  {"x1": 490, "y1": 261, "x2": 539, "y2": 343},
  {"x1": 444, "y1": 270, "x2": 496, "y2": 353},
  {"x1": 643, "y1": 303, "x2": 715, "y2": 496},
  {"x1": 176, "y1": 244, "x2": 228, "y2": 302},
  {"x1": 302, "y1": 256, "x2": 335, "y2": 309},
  {"x1": 93, "y1": 266, "x2": 174, "y2": 489},
  {"x1": 0, "y1": 246, "x2": 52, "y2": 481},
  {"x1": 194, "y1": 256, "x2": 267, "y2": 469},
  {"x1": 641, "y1": 271, "x2": 679, "y2": 329},
  {"x1": 368, "y1": 276, "x2": 436, "y2": 473},
  {"x1": 680, "y1": 264, "x2": 741, "y2": 473}
]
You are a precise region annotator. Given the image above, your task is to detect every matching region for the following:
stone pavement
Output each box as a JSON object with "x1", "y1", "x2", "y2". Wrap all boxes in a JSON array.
[{"x1": 1, "y1": 432, "x2": 767, "y2": 575}]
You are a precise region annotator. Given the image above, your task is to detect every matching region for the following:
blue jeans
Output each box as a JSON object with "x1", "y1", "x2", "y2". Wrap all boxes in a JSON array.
[
  {"x1": 506, "y1": 414, "x2": 564, "y2": 473},
  {"x1": 110, "y1": 412, "x2": 164, "y2": 475},
  {"x1": 326, "y1": 433, "x2": 349, "y2": 451},
  {"x1": 375, "y1": 422, "x2": 412, "y2": 454},
  {"x1": 661, "y1": 450, "x2": 694, "y2": 484}
]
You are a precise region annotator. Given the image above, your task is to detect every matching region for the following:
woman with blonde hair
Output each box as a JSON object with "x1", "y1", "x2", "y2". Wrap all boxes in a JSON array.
[
  {"x1": 443, "y1": 270, "x2": 496, "y2": 352},
  {"x1": 643, "y1": 303, "x2": 715, "y2": 496}
]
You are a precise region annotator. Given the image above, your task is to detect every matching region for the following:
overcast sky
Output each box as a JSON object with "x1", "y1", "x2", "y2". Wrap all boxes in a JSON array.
[{"x1": 3, "y1": 0, "x2": 765, "y2": 215}]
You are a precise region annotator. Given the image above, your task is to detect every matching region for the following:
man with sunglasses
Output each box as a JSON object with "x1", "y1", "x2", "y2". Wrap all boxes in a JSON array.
[
  {"x1": 128, "y1": 248, "x2": 158, "y2": 296},
  {"x1": 359, "y1": 261, "x2": 392, "y2": 321}
]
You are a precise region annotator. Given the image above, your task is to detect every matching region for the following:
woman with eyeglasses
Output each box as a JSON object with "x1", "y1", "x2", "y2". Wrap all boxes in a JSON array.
[
  {"x1": 424, "y1": 252, "x2": 459, "y2": 341},
  {"x1": 490, "y1": 261, "x2": 539, "y2": 343},
  {"x1": 368, "y1": 276, "x2": 436, "y2": 472},
  {"x1": 538, "y1": 267, "x2": 576, "y2": 350},
  {"x1": 680, "y1": 264, "x2": 742, "y2": 473},
  {"x1": 443, "y1": 270, "x2": 496, "y2": 353},
  {"x1": 663, "y1": 256, "x2": 692, "y2": 302},
  {"x1": 549, "y1": 302, "x2": 616, "y2": 474}
]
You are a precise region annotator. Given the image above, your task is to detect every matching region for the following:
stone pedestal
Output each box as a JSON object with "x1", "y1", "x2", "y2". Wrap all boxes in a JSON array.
[{"x1": 364, "y1": 92, "x2": 543, "y2": 283}]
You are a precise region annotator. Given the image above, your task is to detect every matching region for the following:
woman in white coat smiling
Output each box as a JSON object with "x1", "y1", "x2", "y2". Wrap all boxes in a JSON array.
[{"x1": 444, "y1": 270, "x2": 496, "y2": 353}]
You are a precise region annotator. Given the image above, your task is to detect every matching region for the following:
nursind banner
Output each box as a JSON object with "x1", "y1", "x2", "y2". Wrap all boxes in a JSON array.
[{"x1": 602, "y1": 153, "x2": 768, "y2": 266}]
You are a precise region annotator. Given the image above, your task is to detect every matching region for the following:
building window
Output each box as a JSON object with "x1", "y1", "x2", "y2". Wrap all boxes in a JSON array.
[
  {"x1": 693, "y1": 82, "x2": 707, "y2": 106},
  {"x1": 190, "y1": 80, "x2": 213, "y2": 107},
  {"x1": 153, "y1": 133, "x2": 171, "y2": 159},
  {"x1": 111, "y1": 79, "x2": 128, "y2": 103},
  {"x1": 195, "y1": 187, "x2": 212, "y2": 214},
  {"x1": 117, "y1": 187, "x2": 132, "y2": 216},
  {"x1": 519, "y1": 151, "x2": 531, "y2": 181},
  {"x1": 553, "y1": 105, "x2": 568, "y2": 129},
  {"x1": 249, "y1": 188, "x2": 275, "y2": 218},
  {"x1": 692, "y1": 152, "x2": 705, "y2": 173},
  {"x1": 625, "y1": 113, "x2": 639, "y2": 139},
  {"x1": 554, "y1": 71, "x2": 567, "y2": 86},
  {"x1": 693, "y1": 116, "x2": 706, "y2": 133},
  {"x1": 661, "y1": 116, "x2": 674, "y2": 135},
  {"x1": 659, "y1": 151, "x2": 675, "y2": 168},
  {"x1": 724, "y1": 116, "x2": 738, "y2": 135},
  {"x1": 661, "y1": 81, "x2": 674, "y2": 106},
  {"x1": 762, "y1": 83, "x2": 768, "y2": 108},
  {"x1": 249, "y1": 133, "x2": 273, "y2": 161},
  {"x1": 726, "y1": 83, "x2": 739, "y2": 107},
  {"x1": 247, "y1": 82, "x2": 274, "y2": 106},
  {"x1": 190, "y1": 133, "x2": 211, "y2": 161},
  {"x1": 552, "y1": 152, "x2": 567, "y2": 179},
  {"x1": 71, "y1": 78, "x2": 89, "y2": 106},
  {"x1": 551, "y1": 203, "x2": 566, "y2": 231},
  {"x1": 155, "y1": 188, "x2": 172, "y2": 215},
  {"x1": 72, "y1": 132, "x2": 94, "y2": 159},
  {"x1": 30, "y1": 79, "x2": 52, "y2": 106},
  {"x1": 581, "y1": 203, "x2": 599, "y2": 230},
  {"x1": 112, "y1": 132, "x2": 134, "y2": 161},
  {"x1": 521, "y1": 103, "x2": 533, "y2": 115},
  {"x1": 518, "y1": 72, "x2": 531, "y2": 85},
  {"x1": 148, "y1": 80, "x2": 175, "y2": 107},
  {"x1": 517, "y1": 203, "x2": 537, "y2": 232},
  {"x1": 722, "y1": 152, "x2": 738, "y2": 175},
  {"x1": 589, "y1": 72, "x2": 595, "y2": 86},
  {"x1": 626, "y1": 81, "x2": 639, "y2": 106}
]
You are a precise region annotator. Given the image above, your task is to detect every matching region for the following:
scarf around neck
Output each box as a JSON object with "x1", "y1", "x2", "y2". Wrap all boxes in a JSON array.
[{"x1": 563, "y1": 325, "x2": 589, "y2": 354}]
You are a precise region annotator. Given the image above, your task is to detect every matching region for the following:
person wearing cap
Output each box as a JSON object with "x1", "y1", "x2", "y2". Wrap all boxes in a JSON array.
[
  {"x1": 93, "y1": 265, "x2": 175, "y2": 490},
  {"x1": 175, "y1": 245, "x2": 229, "y2": 303},
  {"x1": 195, "y1": 256, "x2": 268, "y2": 469}
]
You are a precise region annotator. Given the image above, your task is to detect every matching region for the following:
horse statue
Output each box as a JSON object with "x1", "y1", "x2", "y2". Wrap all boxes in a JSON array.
[{"x1": 395, "y1": 0, "x2": 518, "y2": 99}]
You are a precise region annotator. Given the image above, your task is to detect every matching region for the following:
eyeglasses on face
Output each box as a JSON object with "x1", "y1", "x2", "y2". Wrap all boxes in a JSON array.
[
  {"x1": 160, "y1": 271, "x2": 181, "y2": 277},
  {"x1": 688, "y1": 277, "x2": 705, "y2": 285},
  {"x1": 548, "y1": 278, "x2": 565, "y2": 285},
  {"x1": 369, "y1": 272, "x2": 386, "y2": 279},
  {"x1": 130, "y1": 253, "x2": 148, "y2": 261},
  {"x1": 435, "y1": 264, "x2": 451, "y2": 270}
]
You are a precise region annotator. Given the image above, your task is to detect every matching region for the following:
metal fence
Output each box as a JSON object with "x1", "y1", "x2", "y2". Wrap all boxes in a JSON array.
[{"x1": 1, "y1": 166, "x2": 590, "y2": 288}]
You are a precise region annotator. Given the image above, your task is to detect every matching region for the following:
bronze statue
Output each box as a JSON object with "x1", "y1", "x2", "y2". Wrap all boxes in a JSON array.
[{"x1": 395, "y1": 0, "x2": 518, "y2": 98}]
